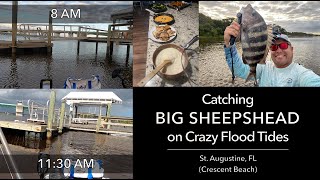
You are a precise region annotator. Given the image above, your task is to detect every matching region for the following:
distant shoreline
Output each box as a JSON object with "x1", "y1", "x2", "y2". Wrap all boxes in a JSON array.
[
  {"x1": 288, "y1": 35, "x2": 320, "y2": 38},
  {"x1": 200, "y1": 35, "x2": 319, "y2": 46}
]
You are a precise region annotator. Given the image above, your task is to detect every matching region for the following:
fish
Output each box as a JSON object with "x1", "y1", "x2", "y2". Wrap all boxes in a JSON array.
[{"x1": 239, "y1": 4, "x2": 274, "y2": 86}]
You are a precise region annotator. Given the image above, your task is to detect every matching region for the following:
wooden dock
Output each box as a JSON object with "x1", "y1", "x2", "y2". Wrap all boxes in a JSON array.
[
  {"x1": 66, "y1": 126, "x2": 132, "y2": 136},
  {"x1": 0, "y1": 120, "x2": 132, "y2": 136},
  {"x1": 0, "y1": 121, "x2": 57, "y2": 133},
  {"x1": 0, "y1": 40, "x2": 53, "y2": 49}
]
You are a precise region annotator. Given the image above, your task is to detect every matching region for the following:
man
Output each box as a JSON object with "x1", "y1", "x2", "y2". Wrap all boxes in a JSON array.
[{"x1": 224, "y1": 22, "x2": 320, "y2": 87}]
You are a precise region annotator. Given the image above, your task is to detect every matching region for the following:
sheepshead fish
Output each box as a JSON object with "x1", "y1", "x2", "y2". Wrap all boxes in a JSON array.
[{"x1": 239, "y1": 4, "x2": 273, "y2": 85}]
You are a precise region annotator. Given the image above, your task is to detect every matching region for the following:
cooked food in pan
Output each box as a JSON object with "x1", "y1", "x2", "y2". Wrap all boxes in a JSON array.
[{"x1": 154, "y1": 15, "x2": 174, "y2": 24}]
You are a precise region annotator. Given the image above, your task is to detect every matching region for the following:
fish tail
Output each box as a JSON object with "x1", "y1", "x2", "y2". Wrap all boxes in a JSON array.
[
  {"x1": 245, "y1": 65, "x2": 258, "y2": 85},
  {"x1": 245, "y1": 72, "x2": 256, "y2": 83}
]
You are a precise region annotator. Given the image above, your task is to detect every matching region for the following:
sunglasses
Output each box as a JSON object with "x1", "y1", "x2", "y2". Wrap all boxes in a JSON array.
[{"x1": 270, "y1": 42, "x2": 290, "y2": 51}]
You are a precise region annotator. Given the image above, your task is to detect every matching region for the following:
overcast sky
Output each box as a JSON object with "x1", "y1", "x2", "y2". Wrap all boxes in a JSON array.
[
  {"x1": 200, "y1": 1, "x2": 320, "y2": 34},
  {"x1": 0, "y1": 1, "x2": 132, "y2": 24},
  {"x1": 0, "y1": 89, "x2": 133, "y2": 117},
  {"x1": 0, "y1": 1, "x2": 132, "y2": 5}
]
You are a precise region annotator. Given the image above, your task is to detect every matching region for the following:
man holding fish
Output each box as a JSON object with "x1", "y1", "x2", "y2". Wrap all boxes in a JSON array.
[{"x1": 223, "y1": 4, "x2": 320, "y2": 87}]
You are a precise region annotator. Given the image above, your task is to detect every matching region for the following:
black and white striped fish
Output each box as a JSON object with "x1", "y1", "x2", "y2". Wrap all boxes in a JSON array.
[{"x1": 239, "y1": 4, "x2": 274, "y2": 85}]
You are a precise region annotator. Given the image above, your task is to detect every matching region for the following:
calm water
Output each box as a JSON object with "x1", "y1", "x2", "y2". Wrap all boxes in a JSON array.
[
  {"x1": 1, "y1": 130, "x2": 133, "y2": 179},
  {"x1": 0, "y1": 35, "x2": 133, "y2": 88},
  {"x1": 289, "y1": 37, "x2": 320, "y2": 75},
  {"x1": 203, "y1": 37, "x2": 320, "y2": 75}
]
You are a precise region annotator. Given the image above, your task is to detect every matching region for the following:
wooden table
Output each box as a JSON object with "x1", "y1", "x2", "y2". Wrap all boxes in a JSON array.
[{"x1": 145, "y1": 2, "x2": 199, "y2": 87}]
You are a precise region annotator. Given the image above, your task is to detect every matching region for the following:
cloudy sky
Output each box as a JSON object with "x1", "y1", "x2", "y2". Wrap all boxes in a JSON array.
[
  {"x1": 0, "y1": 1, "x2": 132, "y2": 24},
  {"x1": 0, "y1": 1, "x2": 132, "y2": 5},
  {"x1": 200, "y1": 1, "x2": 320, "y2": 34},
  {"x1": 0, "y1": 89, "x2": 133, "y2": 117}
]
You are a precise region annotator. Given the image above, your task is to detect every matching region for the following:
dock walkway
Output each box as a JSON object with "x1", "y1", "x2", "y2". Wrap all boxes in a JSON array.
[{"x1": 0, "y1": 121, "x2": 57, "y2": 133}]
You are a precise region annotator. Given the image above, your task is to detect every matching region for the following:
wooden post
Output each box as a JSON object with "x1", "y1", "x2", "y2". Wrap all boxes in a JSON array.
[
  {"x1": 96, "y1": 104, "x2": 102, "y2": 133},
  {"x1": 107, "y1": 25, "x2": 112, "y2": 57},
  {"x1": 106, "y1": 103, "x2": 112, "y2": 130},
  {"x1": 68, "y1": 104, "x2": 74, "y2": 127},
  {"x1": 58, "y1": 101, "x2": 65, "y2": 134},
  {"x1": 16, "y1": 101, "x2": 23, "y2": 117},
  {"x1": 95, "y1": 30, "x2": 99, "y2": 54},
  {"x1": 48, "y1": 11, "x2": 53, "y2": 53},
  {"x1": 12, "y1": 1, "x2": 18, "y2": 54},
  {"x1": 47, "y1": 91, "x2": 56, "y2": 139},
  {"x1": 110, "y1": 41, "x2": 114, "y2": 56},
  {"x1": 126, "y1": 45, "x2": 130, "y2": 62},
  {"x1": 77, "y1": 40, "x2": 80, "y2": 54}
]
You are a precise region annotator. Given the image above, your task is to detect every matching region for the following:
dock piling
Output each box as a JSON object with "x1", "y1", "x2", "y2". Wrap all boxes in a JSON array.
[
  {"x1": 47, "y1": 91, "x2": 56, "y2": 138},
  {"x1": 95, "y1": 30, "x2": 99, "y2": 54},
  {"x1": 77, "y1": 40, "x2": 80, "y2": 54},
  {"x1": 47, "y1": 11, "x2": 53, "y2": 53},
  {"x1": 58, "y1": 101, "x2": 66, "y2": 134},
  {"x1": 12, "y1": 1, "x2": 18, "y2": 54},
  {"x1": 96, "y1": 105, "x2": 102, "y2": 133},
  {"x1": 126, "y1": 45, "x2": 130, "y2": 62},
  {"x1": 106, "y1": 103, "x2": 112, "y2": 130}
]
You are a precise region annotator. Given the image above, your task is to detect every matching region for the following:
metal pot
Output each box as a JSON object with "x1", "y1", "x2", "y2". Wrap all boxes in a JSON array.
[
  {"x1": 153, "y1": 35, "x2": 199, "y2": 79},
  {"x1": 137, "y1": 35, "x2": 199, "y2": 87}
]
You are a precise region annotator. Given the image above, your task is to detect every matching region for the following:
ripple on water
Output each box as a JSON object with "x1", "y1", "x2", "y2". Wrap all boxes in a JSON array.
[{"x1": 0, "y1": 39, "x2": 132, "y2": 88}]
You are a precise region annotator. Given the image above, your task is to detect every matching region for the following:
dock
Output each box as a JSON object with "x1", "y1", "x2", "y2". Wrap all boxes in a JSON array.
[
  {"x1": 0, "y1": 2, "x2": 133, "y2": 59},
  {"x1": 0, "y1": 121, "x2": 132, "y2": 136},
  {"x1": 0, "y1": 91, "x2": 133, "y2": 138},
  {"x1": 0, "y1": 121, "x2": 57, "y2": 133}
]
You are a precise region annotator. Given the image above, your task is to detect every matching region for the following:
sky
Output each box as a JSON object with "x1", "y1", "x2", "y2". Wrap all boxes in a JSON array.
[
  {"x1": 0, "y1": 89, "x2": 133, "y2": 117},
  {"x1": 0, "y1": 1, "x2": 132, "y2": 5},
  {"x1": 0, "y1": 1, "x2": 132, "y2": 29},
  {"x1": 199, "y1": 1, "x2": 320, "y2": 34}
]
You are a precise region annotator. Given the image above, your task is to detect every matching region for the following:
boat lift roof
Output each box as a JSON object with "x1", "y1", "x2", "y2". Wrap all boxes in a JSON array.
[{"x1": 62, "y1": 92, "x2": 122, "y2": 105}]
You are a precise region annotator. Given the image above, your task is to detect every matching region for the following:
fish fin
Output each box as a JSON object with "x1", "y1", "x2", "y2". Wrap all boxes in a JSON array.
[
  {"x1": 245, "y1": 72, "x2": 257, "y2": 84},
  {"x1": 245, "y1": 72, "x2": 258, "y2": 87},
  {"x1": 242, "y1": 54, "x2": 248, "y2": 64},
  {"x1": 235, "y1": 35, "x2": 240, "y2": 43},
  {"x1": 259, "y1": 25, "x2": 274, "y2": 64},
  {"x1": 267, "y1": 24, "x2": 275, "y2": 48},
  {"x1": 236, "y1": 27, "x2": 242, "y2": 42},
  {"x1": 258, "y1": 46, "x2": 269, "y2": 64}
]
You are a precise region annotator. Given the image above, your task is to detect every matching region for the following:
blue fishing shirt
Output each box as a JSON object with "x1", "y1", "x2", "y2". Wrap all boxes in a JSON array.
[{"x1": 224, "y1": 44, "x2": 320, "y2": 87}]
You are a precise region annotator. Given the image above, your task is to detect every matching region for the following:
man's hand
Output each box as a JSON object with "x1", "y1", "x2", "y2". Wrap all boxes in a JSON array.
[{"x1": 224, "y1": 21, "x2": 241, "y2": 47}]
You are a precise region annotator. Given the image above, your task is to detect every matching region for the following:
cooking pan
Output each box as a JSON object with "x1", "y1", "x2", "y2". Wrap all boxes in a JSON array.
[
  {"x1": 137, "y1": 35, "x2": 199, "y2": 87},
  {"x1": 146, "y1": 9, "x2": 175, "y2": 25}
]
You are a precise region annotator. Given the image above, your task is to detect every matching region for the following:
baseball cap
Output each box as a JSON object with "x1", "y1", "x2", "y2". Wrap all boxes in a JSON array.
[{"x1": 274, "y1": 34, "x2": 291, "y2": 44}]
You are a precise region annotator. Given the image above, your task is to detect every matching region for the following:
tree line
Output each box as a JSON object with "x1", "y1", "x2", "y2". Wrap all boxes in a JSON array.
[{"x1": 200, "y1": 13, "x2": 319, "y2": 45}]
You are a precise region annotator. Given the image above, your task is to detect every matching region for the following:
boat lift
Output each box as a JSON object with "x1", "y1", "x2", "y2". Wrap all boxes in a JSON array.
[
  {"x1": 27, "y1": 99, "x2": 62, "y2": 124},
  {"x1": 27, "y1": 100, "x2": 49, "y2": 124}
]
